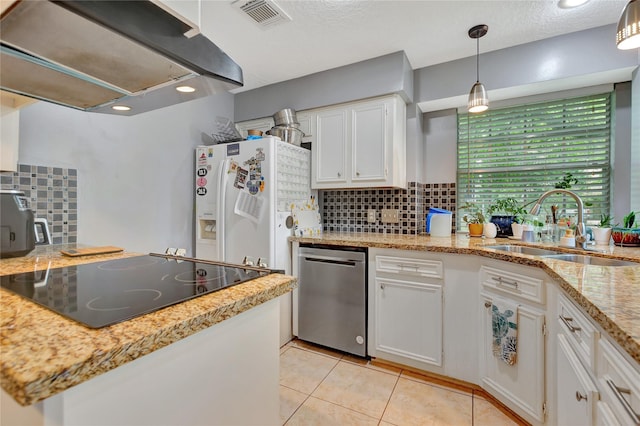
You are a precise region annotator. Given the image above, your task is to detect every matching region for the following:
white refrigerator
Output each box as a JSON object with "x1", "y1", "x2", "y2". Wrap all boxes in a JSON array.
[
  {"x1": 195, "y1": 136, "x2": 311, "y2": 267},
  {"x1": 194, "y1": 137, "x2": 312, "y2": 344}
]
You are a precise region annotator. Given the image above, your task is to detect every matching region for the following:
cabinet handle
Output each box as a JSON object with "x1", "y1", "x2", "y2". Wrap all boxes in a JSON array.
[
  {"x1": 337, "y1": 172, "x2": 341, "y2": 177},
  {"x1": 606, "y1": 379, "x2": 640, "y2": 425},
  {"x1": 484, "y1": 301, "x2": 492, "y2": 308},
  {"x1": 398, "y1": 264, "x2": 419, "y2": 271},
  {"x1": 356, "y1": 171, "x2": 360, "y2": 176},
  {"x1": 493, "y1": 276, "x2": 519, "y2": 289},
  {"x1": 380, "y1": 284, "x2": 385, "y2": 290},
  {"x1": 559, "y1": 315, "x2": 582, "y2": 333},
  {"x1": 575, "y1": 391, "x2": 587, "y2": 402}
]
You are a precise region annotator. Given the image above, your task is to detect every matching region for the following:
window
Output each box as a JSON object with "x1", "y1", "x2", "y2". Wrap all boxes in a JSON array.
[{"x1": 457, "y1": 93, "x2": 612, "y2": 228}]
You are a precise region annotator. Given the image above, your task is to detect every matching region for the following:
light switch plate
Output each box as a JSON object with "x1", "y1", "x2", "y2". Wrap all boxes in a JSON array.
[
  {"x1": 367, "y1": 209, "x2": 376, "y2": 223},
  {"x1": 381, "y1": 209, "x2": 399, "y2": 223}
]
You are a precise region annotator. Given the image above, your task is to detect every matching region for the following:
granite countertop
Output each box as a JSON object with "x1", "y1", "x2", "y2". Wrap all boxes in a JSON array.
[
  {"x1": 0, "y1": 245, "x2": 297, "y2": 406},
  {"x1": 292, "y1": 232, "x2": 640, "y2": 365}
]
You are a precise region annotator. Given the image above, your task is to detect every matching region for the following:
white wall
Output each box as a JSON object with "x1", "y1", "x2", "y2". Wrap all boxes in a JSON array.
[{"x1": 17, "y1": 94, "x2": 234, "y2": 255}]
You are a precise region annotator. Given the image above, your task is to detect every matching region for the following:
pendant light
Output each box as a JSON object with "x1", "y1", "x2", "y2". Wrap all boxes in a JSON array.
[
  {"x1": 468, "y1": 24, "x2": 489, "y2": 113},
  {"x1": 617, "y1": 0, "x2": 640, "y2": 50}
]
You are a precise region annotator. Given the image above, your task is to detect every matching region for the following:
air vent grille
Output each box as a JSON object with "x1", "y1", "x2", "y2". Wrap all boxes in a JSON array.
[{"x1": 233, "y1": 0, "x2": 291, "y2": 28}]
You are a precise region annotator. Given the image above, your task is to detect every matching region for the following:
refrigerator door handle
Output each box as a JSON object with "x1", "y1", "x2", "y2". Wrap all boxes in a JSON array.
[{"x1": 217, "y1": 158, "x2": 231, "y2": 260}]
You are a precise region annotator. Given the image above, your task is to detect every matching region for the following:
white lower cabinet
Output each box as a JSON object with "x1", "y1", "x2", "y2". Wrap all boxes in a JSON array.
[
  {"x1": 369, "y1": 249, "x2": 443, "y2": 369},
  {"x1": 556, "y1": 334, "x2": 599, "y2": 426},
  {"x1": 375, "y1": 277, "x2": 442, "y2": 365},
  {"x1": 479, "y1": 262, "x2": 547, "y2": 424}
]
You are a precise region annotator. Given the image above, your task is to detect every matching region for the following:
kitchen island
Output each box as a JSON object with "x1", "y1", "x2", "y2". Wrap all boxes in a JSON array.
[{"x1": 0, "y1": 245, "x2": 296, "y2": 426}]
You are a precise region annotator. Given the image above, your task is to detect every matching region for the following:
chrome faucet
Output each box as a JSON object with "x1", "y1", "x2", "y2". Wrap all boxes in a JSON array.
[{"x1": 529, "y1": 189, "x2": 587, "y2": 250}]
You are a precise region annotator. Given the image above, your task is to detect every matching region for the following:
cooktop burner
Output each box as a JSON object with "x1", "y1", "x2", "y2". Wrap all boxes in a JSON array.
[{"x1": 0, "y1": 254, "x2": 271, "y2": 328}]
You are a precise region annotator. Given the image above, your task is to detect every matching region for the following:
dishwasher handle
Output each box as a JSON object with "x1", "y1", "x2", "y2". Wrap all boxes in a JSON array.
[{"x1": 301, "y1": 254, "x2": 363, "y2": 266}]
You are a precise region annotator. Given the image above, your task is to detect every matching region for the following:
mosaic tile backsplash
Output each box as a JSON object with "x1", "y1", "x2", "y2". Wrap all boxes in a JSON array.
[
  {"x1": 320, "y1": 182, "x2": 456, "y2": 235},
  {"x1": 1, "y1": 164, "x2": 78, "y2": 244}
]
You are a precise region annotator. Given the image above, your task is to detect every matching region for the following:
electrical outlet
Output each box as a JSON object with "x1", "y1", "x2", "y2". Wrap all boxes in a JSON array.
[
  {"x1": 367, "y1": 209, "x2": 376, "y2": 223},
  {"x1": 381, "y1": 209, "x2": 399, "y2": 223}
]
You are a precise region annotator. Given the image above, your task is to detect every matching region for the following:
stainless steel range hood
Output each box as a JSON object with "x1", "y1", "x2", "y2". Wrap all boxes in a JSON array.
[{"x1": 0, "y1": 0, "x2": 243, "y2": 116}]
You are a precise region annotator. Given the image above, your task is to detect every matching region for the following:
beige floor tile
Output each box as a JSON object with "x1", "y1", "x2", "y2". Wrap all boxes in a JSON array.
[
  {"x1": 473, "y1": 395, "x2": 520, "y2": 426},
  {"x1": 312, "y1": 360, "x2": 398, "y2": 419},
  {"x1": 382, "y1": 377, "x2": 473, "y2": 425},
  {"x1": 285, "y1": 396, "x2": 379, "y2": 426},
  {"x1": 280, "y1": 385, "x2": 308, "y2": 425},
  {"x1": 280, "y1": 347, "x2": 339, "y2": 394}
]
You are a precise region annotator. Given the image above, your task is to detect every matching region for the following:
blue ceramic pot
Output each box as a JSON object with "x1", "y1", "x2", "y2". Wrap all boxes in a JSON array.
[{"x1": 490, "y1": 215, "x2": 515, "y2": 237}]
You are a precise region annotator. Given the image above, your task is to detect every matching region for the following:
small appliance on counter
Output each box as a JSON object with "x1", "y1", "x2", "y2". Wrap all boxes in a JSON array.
[
  {"x1": 0, "y1": 190, "x2": 34, "y2": 258},
  {"x1": 0, "y1": 190, "x2": 51, "y2": 258}
]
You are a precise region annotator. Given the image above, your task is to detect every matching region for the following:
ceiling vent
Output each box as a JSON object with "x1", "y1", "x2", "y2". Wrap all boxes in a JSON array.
[{"x1": 232, "y1": 0, "x2": 291, "y2": 28}]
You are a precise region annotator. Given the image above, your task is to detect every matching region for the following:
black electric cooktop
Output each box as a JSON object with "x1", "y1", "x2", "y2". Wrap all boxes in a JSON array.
[{"x1": 0, "y1": 254, "x2": 271, "y2": 328}]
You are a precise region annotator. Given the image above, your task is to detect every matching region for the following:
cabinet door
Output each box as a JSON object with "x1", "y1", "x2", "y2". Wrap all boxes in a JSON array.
[
  {"x1": 313, "y1": 108, "x2": 347, "y2": 186},
  {"x1": 375, "y1": 277, "x2": 442, "y2": 366},
  {"x1": 351, "y1": 100, "x2": 387, "y2": 183},
  {"x1": 480, "y1": 293, "x2": 546, "y2": 423},
  {"x1": 556, "y1": 334, "x2": 599, "y2": 426}
]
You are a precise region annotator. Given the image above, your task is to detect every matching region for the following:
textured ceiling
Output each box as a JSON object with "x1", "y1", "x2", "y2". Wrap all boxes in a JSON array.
[{"x1": 195, "y1": 0, "x2": 628, "y2": 93}]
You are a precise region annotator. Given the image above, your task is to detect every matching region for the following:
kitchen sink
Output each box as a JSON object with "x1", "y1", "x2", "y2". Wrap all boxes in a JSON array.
[
  {"x1": 484, "y1": 245, "x2": 638, "y2": 267},
  {"x1": 541, "y1": 254, "x2": 638, "y2": 267},
  {"x1": 484, "y1": 245, "x2": 562, "y2": 256}
]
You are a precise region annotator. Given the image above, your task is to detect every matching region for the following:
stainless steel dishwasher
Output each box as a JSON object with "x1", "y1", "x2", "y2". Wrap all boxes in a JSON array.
[{"x1": 298, "y1": 245, "x2": 367, "y2": 357}]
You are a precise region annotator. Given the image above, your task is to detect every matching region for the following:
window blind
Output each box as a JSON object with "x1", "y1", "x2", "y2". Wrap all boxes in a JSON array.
[{"x1": 457, "y1": 93, "x2": 611, "y2": 228}]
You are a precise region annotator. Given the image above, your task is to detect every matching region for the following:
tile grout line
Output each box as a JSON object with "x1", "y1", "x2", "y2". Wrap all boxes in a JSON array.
[
  {"x1": 284, "y1": 346, "x2": 344, "y2": 425},
  {"x1": 377, "y1": 368, "x2": 402, "y2": 425},
  {"x1": 472, "y1": 389, "x2": 476, "y2": 426}
]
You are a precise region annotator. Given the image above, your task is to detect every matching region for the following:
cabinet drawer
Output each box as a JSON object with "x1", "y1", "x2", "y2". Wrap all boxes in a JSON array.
[
  {"x1": 598, "y1": 339, "x2": 640, "y2": 426},
  {"x1": 557, "y1": 334, "x2": 599, "y2": 426},
  {"x1": 375, "y1": 256, "x2": 443, "y2": 279},
  {"x1": 480, "y1": 265, "x2": 544, "y2": 304},
  {"x1": 557, "y1": 293, "x2": 599, "y2": 369}
]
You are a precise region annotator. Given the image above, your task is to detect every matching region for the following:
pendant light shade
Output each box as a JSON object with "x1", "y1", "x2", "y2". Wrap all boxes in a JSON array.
[
  {"x1": 468, "y1": 82, "x2": 489, "y2": 113},
  {"x1": 468, "y1": 24, "x2": 489, "y2": 113},
  {"x1": 617, "y1": 0, "x2": 640, "y2": 50}
]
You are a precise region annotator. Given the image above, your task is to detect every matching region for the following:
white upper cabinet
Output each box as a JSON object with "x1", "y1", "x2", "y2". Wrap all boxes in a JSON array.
[
  {"x1": 311, "y1": 94, "x2": 406, "y2": 189},
  {"x1": 314, "y1": 108, "x2": 348, "y2": 185}
]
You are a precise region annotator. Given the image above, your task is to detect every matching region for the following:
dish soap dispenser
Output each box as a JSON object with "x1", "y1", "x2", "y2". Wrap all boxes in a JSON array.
[{"x1": 560, "y1": 229, "x2": 575, "y2": 248}]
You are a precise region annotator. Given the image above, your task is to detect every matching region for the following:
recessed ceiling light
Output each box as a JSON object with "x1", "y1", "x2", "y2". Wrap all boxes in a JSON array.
[
  {"x1": 176, "y1": 86, "x2": 196, "y2": 93},
  {"x1": 557, "y1": 0, "x2": 590, "y2": 9},
  {"x1": 112, "y1": 105, "x2": 131, "y2": 111}
]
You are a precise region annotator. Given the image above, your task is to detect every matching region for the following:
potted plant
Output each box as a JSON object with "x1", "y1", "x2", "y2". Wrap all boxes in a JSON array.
[
  {"x1": 612, "y1": 211, "x2": 640, "y2": 246},
  {"x1": 459, "y1": 202, "x2": 485, "y2": 237},
  {"x1": 486, "y1": 197, "x2": 527, "y2": 237},
  {"x1": 591, "y1": 214, "x2": 614, "y2": 245}
]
